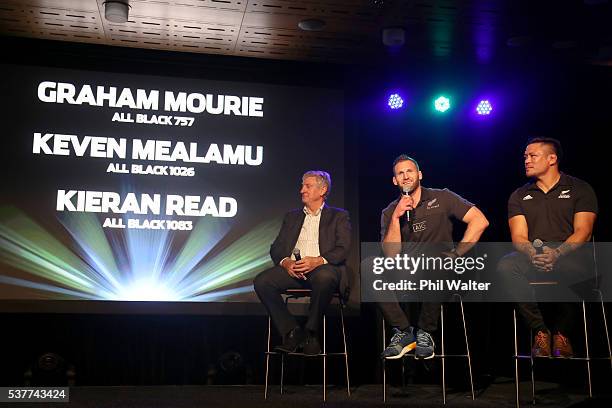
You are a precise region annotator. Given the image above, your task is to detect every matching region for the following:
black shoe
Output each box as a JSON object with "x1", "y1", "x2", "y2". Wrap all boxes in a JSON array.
[
  {"x1": 381, "y1": 327, "x2": 416, "y2": 359},
  {"x1": 303, "y1": 333, "x2": 322, "y2": 355},
  {"x1": 415, "y1": 329, "x2": 435, "y2": 359},
  {"x1": 275, "y1": 327, "x2": 307, "y2": 353}
]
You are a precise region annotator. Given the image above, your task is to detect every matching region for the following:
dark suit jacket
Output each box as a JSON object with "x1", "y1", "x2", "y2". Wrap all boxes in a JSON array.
[{"x1": 270, "y1": 205, "x2": 352, "y2": 300}]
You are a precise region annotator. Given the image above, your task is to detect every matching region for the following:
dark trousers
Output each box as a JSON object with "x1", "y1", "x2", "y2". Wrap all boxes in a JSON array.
[
  {"x1": 254, "y1": 264, "x2": 340, "y2": 336},
  {"x1": 377, "y1": 264, "x2": 459, "y2": 333},
  {"x1": 378, "y1": 301, "x2": 440, "y2": 333},
  {"x1": 496, "y1": 250, "x2": 594, "y2": 334}
]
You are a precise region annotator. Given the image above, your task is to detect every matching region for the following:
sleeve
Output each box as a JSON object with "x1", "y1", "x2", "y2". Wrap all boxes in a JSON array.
[
  {"x1": 319, "y1": 210, "x2": 351, "y2": 265},
  {"x1": 269, "y1": 212, "x2": 291, "y2": 266},
  {"x1": 507, "y1": 189, "x2": 524, "y2": 219},
  {"x1": 444, "y1": 189, "x2": 474, "y2": 220},
  {"x1": 380, "y1": 208, "x2": 391, "y2": 242},
  {"x1": 575, "y1": 182, "x2": 598, "y2": 215}
]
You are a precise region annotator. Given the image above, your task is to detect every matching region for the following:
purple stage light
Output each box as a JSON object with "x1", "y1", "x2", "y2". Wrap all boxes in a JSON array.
[
  {"x1": 387, "y1": 93, "x2": 404, "y2": 110},
  {"x1": 476, "y1": 100, "x2": 493, "y2": 115}
]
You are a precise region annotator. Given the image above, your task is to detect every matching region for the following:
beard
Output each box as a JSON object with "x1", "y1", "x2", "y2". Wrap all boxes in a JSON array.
[{"x1": 399, "y1": 178, "x2": 420, "y2": 194}]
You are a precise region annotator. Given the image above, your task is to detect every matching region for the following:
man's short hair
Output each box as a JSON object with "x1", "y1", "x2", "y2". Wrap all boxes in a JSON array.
[
  {"x1": 526, "y1": 137, "x2": 564, "y2": 164},
  {"x1": 392, "y1": 154, "x2": 420, "y2": 174},
  {"x1": 303, "y1": 170, "x2": 331, "y2": 198}
]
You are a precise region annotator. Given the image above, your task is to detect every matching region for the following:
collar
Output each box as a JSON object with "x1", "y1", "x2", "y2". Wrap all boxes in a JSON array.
[
  {"x1": 418, "y1": 187, "x2": 433, "y2": 204},
  {"x1": 303, "y1": 202, "x2": 325, "y2": 216},
  {"x1": 527, "y1": 172, "x2": 571, "y2": 192}
]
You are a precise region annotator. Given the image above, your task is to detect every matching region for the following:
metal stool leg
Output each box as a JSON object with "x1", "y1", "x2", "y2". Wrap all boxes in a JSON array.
[
  {"x1": 459, "y1": 298, "x2": 475, "y2": 400},
  {"x1": 323, "y1": 313, "x2": 327, "y2": 402},
  {"x1": 340, "y1": 302, "x2": 351, "y2": 396},
  {"x1": 382, "y1": 320, "x2": 387, "y2": 403},
  {"x1": 514, "y1": 309, "x2": 520, "y2": 408},
  {"x1": 280, "y1": 353, "x2": 285, "y2": 395},
  {"x1": 513, "y1": 308, "x2": 536, "y2": 406},
  {"x1": 529, "y1": 330, "x2": 535, "y2": 405},
  {"x1": 401, "y1": 358, "x2": 406, "y2": 389},
  {"x1": 441, "y1": 304, "x2": 446, "y2": 405},
  {"x1": 582, "y1": 301, "x2": 593, "y2": 398},
  {"x1": 265, "y1": 315, "x2": 271, "y2": 399},
  {"x1": 599, "y1": 291, "x2": 612, "y2": 370},
  {"x1": 263, "y1": 314, "x2": 284, "y2": 397}
]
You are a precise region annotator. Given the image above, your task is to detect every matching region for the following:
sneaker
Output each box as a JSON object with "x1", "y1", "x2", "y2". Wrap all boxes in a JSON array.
[
  {"x1": 531, "y1": 330, "x2": 551, "y2": 357},
  {"x1": 303, "y1": 333, "x2": 322, "y2": 355},
  {"x1": 381, "y1": 327, "x2": 416, "y2": 359},
  {"x1": 415, "y1": 329, "x2": 435, "y2": 359},
  {"x1": 553, "y1": 332, "x2": 574, "y2": 358},
  {"x1": 275, "y1": 326, "x2": 307, "y2": 353}
]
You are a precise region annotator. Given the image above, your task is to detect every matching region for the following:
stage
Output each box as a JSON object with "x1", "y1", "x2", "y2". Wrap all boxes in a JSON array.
[{"x1": 8, "y1": 381, "x2": 612, "y2": 408}]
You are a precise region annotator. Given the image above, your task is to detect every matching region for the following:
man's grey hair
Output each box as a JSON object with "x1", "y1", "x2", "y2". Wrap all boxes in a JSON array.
[{"x1": 302, "y1": 170, "x2": 331, "y2": 198}]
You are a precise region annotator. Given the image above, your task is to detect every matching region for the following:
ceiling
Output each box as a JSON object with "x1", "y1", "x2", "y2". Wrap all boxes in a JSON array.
[{"x1": 0, "y1": 0, "x2": 610, "y2": 64}]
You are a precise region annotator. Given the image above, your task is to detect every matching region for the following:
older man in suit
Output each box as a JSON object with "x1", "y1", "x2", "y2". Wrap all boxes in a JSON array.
[{"x1": 254, "y1": 170, "x2": 351, "y2": 355}]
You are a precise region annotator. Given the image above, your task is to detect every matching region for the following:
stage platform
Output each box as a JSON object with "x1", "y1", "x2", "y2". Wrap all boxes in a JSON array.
[{"x1": 8, "y1": 381, "x2": 612, "y2": 408}]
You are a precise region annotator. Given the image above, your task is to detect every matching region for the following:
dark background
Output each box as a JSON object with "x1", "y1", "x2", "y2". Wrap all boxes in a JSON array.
[{"x1": 0, "y1": 36, "x2": 610, "y2": 390}]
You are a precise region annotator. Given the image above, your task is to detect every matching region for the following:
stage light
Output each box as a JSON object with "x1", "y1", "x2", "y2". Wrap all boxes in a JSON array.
[
  {"x1": 476, "y1": 100, "x2": 493, "y2": 115},
  {"x1": 434, "y1": 96, "x2": 450, "y2": 112},
  {"x1": 104, "y1": 1, "x2": 130, "y2": 23},
  {"x1": 387, "y1": 93, "x2": 404, "y2": 110}
]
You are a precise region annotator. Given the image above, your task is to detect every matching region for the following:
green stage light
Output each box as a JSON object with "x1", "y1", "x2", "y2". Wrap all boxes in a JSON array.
[{"x1": 434, "y1": 96, "x2": 451, "y2": 113}]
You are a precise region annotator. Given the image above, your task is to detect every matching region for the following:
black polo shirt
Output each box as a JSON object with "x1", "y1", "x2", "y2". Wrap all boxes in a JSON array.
[
  {"x1": 380, "y1": 187, "x2": 474, "y2": 247},
  {"x1": 507, "y1": 173, "x2": 598, "y2": 243}
]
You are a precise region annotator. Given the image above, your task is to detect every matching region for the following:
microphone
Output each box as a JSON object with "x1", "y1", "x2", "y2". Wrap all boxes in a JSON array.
[
  {"x1": 401, "y1": 185, "x2": 412, "y2": 222},
  {"x1": 292, "y1": 248, "x2": 306, "y2": 280},
  {"x1": 292, "y1": 248, "x2": 301, "y2": 261},
  {"x1": 533, "y1": 239, "x2": 544, "y2": 254}
]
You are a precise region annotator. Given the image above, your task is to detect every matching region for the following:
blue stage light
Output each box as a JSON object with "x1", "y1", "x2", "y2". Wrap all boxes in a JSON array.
[
  {"x1": 476, "y1": 100, "x2": 493, "y2": 115},
  {"x1": 388, "y1": 93, "x2": 404, "y2": 110}
]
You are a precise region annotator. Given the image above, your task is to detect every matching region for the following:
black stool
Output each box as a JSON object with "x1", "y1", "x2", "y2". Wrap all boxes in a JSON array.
[
  {"x1": 513, "y1": 239, "x2": 612, "y2": 406},
  {"x1": 264, "y1": 289, "x2": 350, "y2": 401},
  {"x1": 382, "y1": 294, "x2": 475, "y2": 404},
  {"x1": 512, "y1": 288, "x2": 611, "y2": 407}
]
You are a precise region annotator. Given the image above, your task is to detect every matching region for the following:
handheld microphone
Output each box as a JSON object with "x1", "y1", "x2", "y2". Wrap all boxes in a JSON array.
[
  {"x1": 533, "y1": 239, "x2": 544, "y2": 254},
  {"x1": 292, "y1": 248, "x2": 306, "y2": 280},
  {"x1": 401, "y1": 185, "x2": 412, "y2": 222},
  {"x1": 292, "y1": 248, "x2": 301, "y2": 262}
]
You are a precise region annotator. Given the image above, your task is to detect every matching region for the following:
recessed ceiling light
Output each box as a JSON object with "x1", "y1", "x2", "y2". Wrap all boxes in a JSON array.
[
  {"x1": 298, "y1": 19, "x2": 326, "y2": 31},
  {"x1": 104, "y1": 1, "x2": 130, "y2": 23}
]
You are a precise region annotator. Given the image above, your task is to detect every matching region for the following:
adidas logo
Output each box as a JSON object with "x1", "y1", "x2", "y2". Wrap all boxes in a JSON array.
[
  {"x1": 558, "y1": 189, "x2": 571, "y2": 199},
  {"x1": 523, "y1": 195, "x2": 533, "y2": 201}
]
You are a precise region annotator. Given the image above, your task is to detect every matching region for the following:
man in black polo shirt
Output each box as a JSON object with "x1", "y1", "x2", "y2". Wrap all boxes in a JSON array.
[
  {"x1": 379, "y1": 154, "x2": 489, "y2": 359},
  {"x1": 497, "y1": 137, "x2": 597, "y2": 357}
]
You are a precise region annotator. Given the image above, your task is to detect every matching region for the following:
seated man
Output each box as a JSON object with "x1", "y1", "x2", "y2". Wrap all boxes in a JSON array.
[
  {"x1": 379, "y1": 155, "x2": 489, "y2": 359},
  {"x1": 497, "y1": 137, "x2": 597, "y2": 357},
  {"x1": 254, "y1": 170, "x2": 351, "y2": 355}
]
